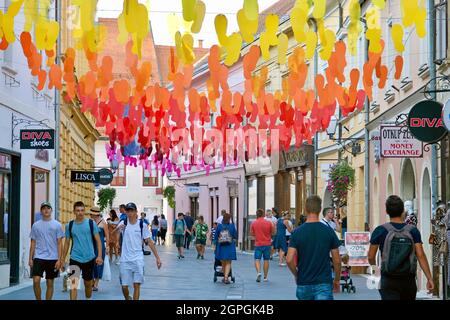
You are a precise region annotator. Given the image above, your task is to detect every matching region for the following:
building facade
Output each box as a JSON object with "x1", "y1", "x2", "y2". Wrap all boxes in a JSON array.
[{"x1": 0, "y1": 0, "x2": 58, "y2": 288}]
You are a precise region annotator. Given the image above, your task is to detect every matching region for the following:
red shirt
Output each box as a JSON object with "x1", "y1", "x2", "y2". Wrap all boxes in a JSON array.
[{"x1": 251, "y1": 218, "x2": 274, "y2": 247}]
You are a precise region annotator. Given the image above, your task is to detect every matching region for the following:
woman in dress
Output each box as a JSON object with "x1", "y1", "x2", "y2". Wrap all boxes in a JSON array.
[
  {"x1": 214, "y1": 213, "x2": 237, "y2": 284},
  {"x1": 274, "y1": 212, "x2": 293, "y2": 266},
  {"x1": 90, "y1": 207, "x2": 109, "y2": 292},
  {"x1": 107, "y1": 209, "x2": 120, "y2": 263}
]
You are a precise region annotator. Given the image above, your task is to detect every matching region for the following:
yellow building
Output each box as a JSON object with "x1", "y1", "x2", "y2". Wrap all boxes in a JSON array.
[{"x1": 58, "y1": 0, "x2": 100, "y2": 223}]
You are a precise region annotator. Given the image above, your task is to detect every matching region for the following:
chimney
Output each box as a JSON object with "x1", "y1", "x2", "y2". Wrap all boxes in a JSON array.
[{"x1": 198, "y1": 39, "x2": 203, "y2": 48}]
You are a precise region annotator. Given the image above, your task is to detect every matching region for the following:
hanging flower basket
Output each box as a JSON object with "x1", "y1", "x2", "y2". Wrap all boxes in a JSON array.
[{"x1": 326, "y1": 161, "x2": 355, "y2": 208}]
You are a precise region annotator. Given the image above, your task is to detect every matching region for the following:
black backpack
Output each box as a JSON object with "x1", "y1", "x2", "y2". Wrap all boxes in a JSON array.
[
  {"x1": 381, "y1": 223, "x2": 417, "y2": 276},
  {"x1": 123, "y1": 218, "x2": 151, "y2": 255},
  {"x1": 68, "y1": 219, "x2": 96, "y2": 253}
]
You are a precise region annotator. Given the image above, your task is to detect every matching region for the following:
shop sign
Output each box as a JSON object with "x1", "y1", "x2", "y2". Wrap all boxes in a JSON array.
[
  {"x1": 20, "y1": 129, "x2": 55, "y2": 149},
  {"x1": 34, "y1": 172, "x2": 46, "y2": 183},
  {"x1": 282, "y1": 144, "x2": 314, "y2": 169},
  {"x1": 187, "y1": 186, "x2": 200, "y2": 195},
  {"x1": 442, "y1": 98, "x2": 450, "y2": 132},
  {"x1": 35, "y1": 150, "x2": 49, "y2": 162},
  {"x1": 407, "y1": 100, "x2": 446, "y2": 143},
  {"x1": 70, "y1": 169, "x2": 114, "y2": 185},
  {"x1": 321, "y1": 163, "x2": 334, "y2": 180},
  {"x1": 380, "y1": 126, "x2": 423, "y2": 158},
  {"x1": 345, "y1": 232, "x2": 371, "y2": 266}
]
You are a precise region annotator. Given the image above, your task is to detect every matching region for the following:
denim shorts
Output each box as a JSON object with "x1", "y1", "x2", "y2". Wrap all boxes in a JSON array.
[
  {"x1": 254, "y1": 246, "x2": 271, "y2": 261},
  {"x1": 296, "y1": 283, "x2": 334, "y2": 300}
]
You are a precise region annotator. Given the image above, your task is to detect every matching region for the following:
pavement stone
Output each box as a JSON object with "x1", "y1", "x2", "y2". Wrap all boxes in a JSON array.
[{"x1": 0, "y1": 244, "x2": 380, "y2": 300}]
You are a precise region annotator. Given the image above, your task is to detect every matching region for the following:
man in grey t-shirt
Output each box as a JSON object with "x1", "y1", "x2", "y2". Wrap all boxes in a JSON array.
[{"x1": 29, "y1": 202, "x2": 64, "y2": 300}]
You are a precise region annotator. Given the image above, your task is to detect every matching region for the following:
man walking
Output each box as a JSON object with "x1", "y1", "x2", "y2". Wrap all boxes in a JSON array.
[
  {"x1": 368, "y1": 195, "x2": 434, "y2": 300},
  {"x1": 251, "y1": 209, "x2": 276, "y2": 282},
  {"x1": 286, "y1": 196, "x2": 341, "y2": 300},
  {"x1": 173, "y1": 213, "x2": 187, "y2": 259},
  {"x1": 29, "y1": 202, "x2": 64, "y2": 300},
  {"x1": 265, "y1": 209, "x2": 278, "y2": 260},
  {"x1": 115, "y1": 202, "x2": 162, "y2": 300},
  {"x1": 321, "y1": 207, "x2": 341, "y2": 233},
  {"x1": 62, "y1": 201, "x2": 103, "y2": 300},
  {"x1": 183, "y1": 212, "x2": 194, "y2": 250}
]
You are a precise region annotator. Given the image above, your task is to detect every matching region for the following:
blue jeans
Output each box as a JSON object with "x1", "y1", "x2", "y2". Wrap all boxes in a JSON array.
[
  {"x1": 151, "y1": 229, "x2": 158, "y2": 242},
  {"x1": 296, "y1": 283, "x2": 334, "y2": 300}
]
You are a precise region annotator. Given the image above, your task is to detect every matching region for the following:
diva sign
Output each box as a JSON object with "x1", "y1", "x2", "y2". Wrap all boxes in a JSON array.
[{"x1": 380, "y1": 126, "x2": 423, "y2": 158}]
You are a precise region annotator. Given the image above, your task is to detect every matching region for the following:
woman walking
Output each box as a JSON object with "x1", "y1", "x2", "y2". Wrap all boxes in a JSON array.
[
  {"x1": 214, "y1": 213, "x2": 237, "y2": 284},
  {"x1": 90, "y1": 207, "x2": 109, "y2": 292},
  {"x1": 107, "y1": 209, "x2": 120, "y2": 263},
  {"x1": 194, "y1": 216, "x2": 208, "y2": 259},
  {"x1": 151, "y1": 215, "x2": 159, "y2": 243},
  {"x1": 159, "y1": 214, "x2": 168, "y2": 245},
  {"x1": 274, "y1": 212, "x2": 293, "y2": 266}
]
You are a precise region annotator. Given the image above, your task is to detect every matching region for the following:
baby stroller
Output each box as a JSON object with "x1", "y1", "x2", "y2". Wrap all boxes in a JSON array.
[
  {"x1": 340, "y1": 265, "x2": 356, "y2": 293},
  {"x1": 213, "y1": 258, "x2": 236, "y2": 283},
  {"x1": 339, "y1": 246, "x2": 356, "y2": 293}
]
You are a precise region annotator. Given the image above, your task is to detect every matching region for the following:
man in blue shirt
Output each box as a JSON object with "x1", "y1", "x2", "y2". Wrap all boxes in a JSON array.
[
  {"x1": 183, "y1": 212, "x2": 194, "y2": 250},
  {"x1": 62, "y1": 201, "x2": 103, "y2": 300},
  {"x1": 286, "y1": 195, "x2": 341, "y2": 300}
]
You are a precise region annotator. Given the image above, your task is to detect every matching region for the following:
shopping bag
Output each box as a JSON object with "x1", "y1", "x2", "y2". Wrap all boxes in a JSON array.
[{"x1": 103, "y1": 255, "x2": 111, "y2": 281}]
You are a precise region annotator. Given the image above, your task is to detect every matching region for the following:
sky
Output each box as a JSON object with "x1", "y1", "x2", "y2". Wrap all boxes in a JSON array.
[{"x1": 97, "y1": 0, "x2": 279, "y2": 47}]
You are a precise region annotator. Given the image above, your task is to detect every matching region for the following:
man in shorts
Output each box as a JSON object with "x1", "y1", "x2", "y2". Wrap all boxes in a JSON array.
[
  {"x1": 115, "y1": 202, "x2": 162, "y2": 300},
  {"x1": 251, "y1": 209, "x2": 276, "y2": 282},
  {"x1": 62, "y1": 201, "x2": 103, "y2": 300},
  {"x1": 173, "y1": 212, "x2": 187, "y2": 259},
  {"x1": 29, "y1": 202, "x2": 64, "y2": 300}
]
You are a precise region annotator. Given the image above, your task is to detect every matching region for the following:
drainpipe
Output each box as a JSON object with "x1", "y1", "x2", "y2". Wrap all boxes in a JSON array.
[
  {"x1": 364, "y1": 22, "x2": 370, "y2": 231},
  {"x1": 54, "y1": 0, "x2": 61, "y2": 220},
  {"x1": 428, "y1": 0, "x2": 443, "y2": 299},
  {"x1": 243, "y1": 176, "x2": 248, "y2": 251}
]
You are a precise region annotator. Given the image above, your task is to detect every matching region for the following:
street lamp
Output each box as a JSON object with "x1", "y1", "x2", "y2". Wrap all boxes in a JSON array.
[{"x1": 325, "y1": 116, "x2": 364, "y2": 157}]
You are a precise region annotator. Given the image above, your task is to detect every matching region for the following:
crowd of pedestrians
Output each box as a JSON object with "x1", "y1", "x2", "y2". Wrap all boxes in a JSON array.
[{"x1": 27, "y1": 193, "x2": 438, "y2": 301}]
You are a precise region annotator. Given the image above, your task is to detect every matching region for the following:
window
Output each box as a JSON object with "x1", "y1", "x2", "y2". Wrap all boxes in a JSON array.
[
  {"x1": 435, "y1": 0, "x2": 448, "y2": 61},
  {"x1": 143, "y1": 167, "x2": 158, "y2": 187},
  {"x1": 111, "y1": 162, "x2": 126, "y2": 186}
]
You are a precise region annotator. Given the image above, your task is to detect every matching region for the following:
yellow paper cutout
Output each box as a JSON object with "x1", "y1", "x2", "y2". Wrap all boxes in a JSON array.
[
  {"x1": 237, "y1": 9, "x2": 258, "y2": 43},
  {"x1": 348, "y1": 0, "x2": 362, "y2": 56},
  {"x1": 305, "y1": 30, "x2": 317, "y2": 59},
  {"x1": 291, "y1": 0, "x2": 310, "y2": 44},
  {"x1": 391, "y1": 24, "x2": 405, "y2": 53},
  {"x1": 182, "y1": 0, "x2": 197, "y2": 22},
  {"x1": 243, "y1": 0, "x2": 259, "y2": 21},
  {"x1": 366, "y1": 7, "x2": 382, "y2": 53},
  {"x1": 313, "y1": 0, "x2": 326, "y2": 20},
  {"x1": 215, "y1": 14, "x2": 229, "y2": 46},
  {"x1": 319, "y1": 29, "x2": 335, "y2": 61},
  {"x1": 278, "y1": 33, "x2": 288, "y2": 65},
  {"x1": 224, "y1": 32, "x2": 243, "y2": 66},
  {"x1": 372, "y1": 0, "x2": 385, "y2": 9},
  {"x1": 191, "y1": 1, "x2": 205, "y2": 34}
]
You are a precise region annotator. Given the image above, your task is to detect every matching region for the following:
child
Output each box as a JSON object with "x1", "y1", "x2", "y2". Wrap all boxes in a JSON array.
[{"x1": 210, "y1": 222, "x2": 218, "y2": 248}]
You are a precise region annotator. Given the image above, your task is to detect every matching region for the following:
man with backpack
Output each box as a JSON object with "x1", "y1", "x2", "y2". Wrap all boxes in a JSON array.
[
  {"x1": 115, "y1": 202, "x2": 162, "y2": 300},
  {"x1": 173, "y1": 213, "x2": 187, "y2": 259},
  {"x1": 62, "y1": 201, "x2": 103, "y2": 300},
  {"x1": 368, "y1": 195, "x2": 434, "y2": 300}
]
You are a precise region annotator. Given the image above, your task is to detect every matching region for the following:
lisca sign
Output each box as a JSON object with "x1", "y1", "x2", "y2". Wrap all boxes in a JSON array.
[
  {"x1": 71, "y1": 168, "x2": 114, "y2": 185},
  {"x1": 20, "y1": 129, "x2": 55, "y2": 149}
]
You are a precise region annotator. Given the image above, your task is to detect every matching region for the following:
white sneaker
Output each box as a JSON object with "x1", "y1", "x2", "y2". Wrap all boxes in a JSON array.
[
  {"x1": 256, "y1": 273, "x2": 262, "y2": 282},
  {"x1": 263, "y1": 277, "x2": 268, "y2": 282}
]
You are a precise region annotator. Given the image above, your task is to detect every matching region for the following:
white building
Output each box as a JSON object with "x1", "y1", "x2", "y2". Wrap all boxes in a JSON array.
[
  {"x1": 0, "y1": 0, "x2": 57, "y2": 288},
  {"x1": 94, "y1": 139, "x2": 167, "y2": 219}
]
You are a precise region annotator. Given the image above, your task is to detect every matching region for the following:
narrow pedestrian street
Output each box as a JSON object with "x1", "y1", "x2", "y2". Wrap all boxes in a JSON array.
[{"x1": 0, "y1": 244, "x2": 378, "y2": 300}]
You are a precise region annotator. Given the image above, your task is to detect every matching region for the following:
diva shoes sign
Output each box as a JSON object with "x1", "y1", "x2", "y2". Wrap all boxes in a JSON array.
[{"x1": 20, "y1": 129, "x2": 55, "y2": 149}]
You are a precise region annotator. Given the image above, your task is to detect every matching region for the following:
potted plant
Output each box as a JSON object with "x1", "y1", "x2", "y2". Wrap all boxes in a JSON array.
[
  {"x1": 326, "y1": 161, "x2": 355, "y2": 208},
  {"x1": 97, "y1": 187, "x2": 117, "y2": 212},
  {"x1": 163, "y1": 185, "x2": 175, "y2": 209}
]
